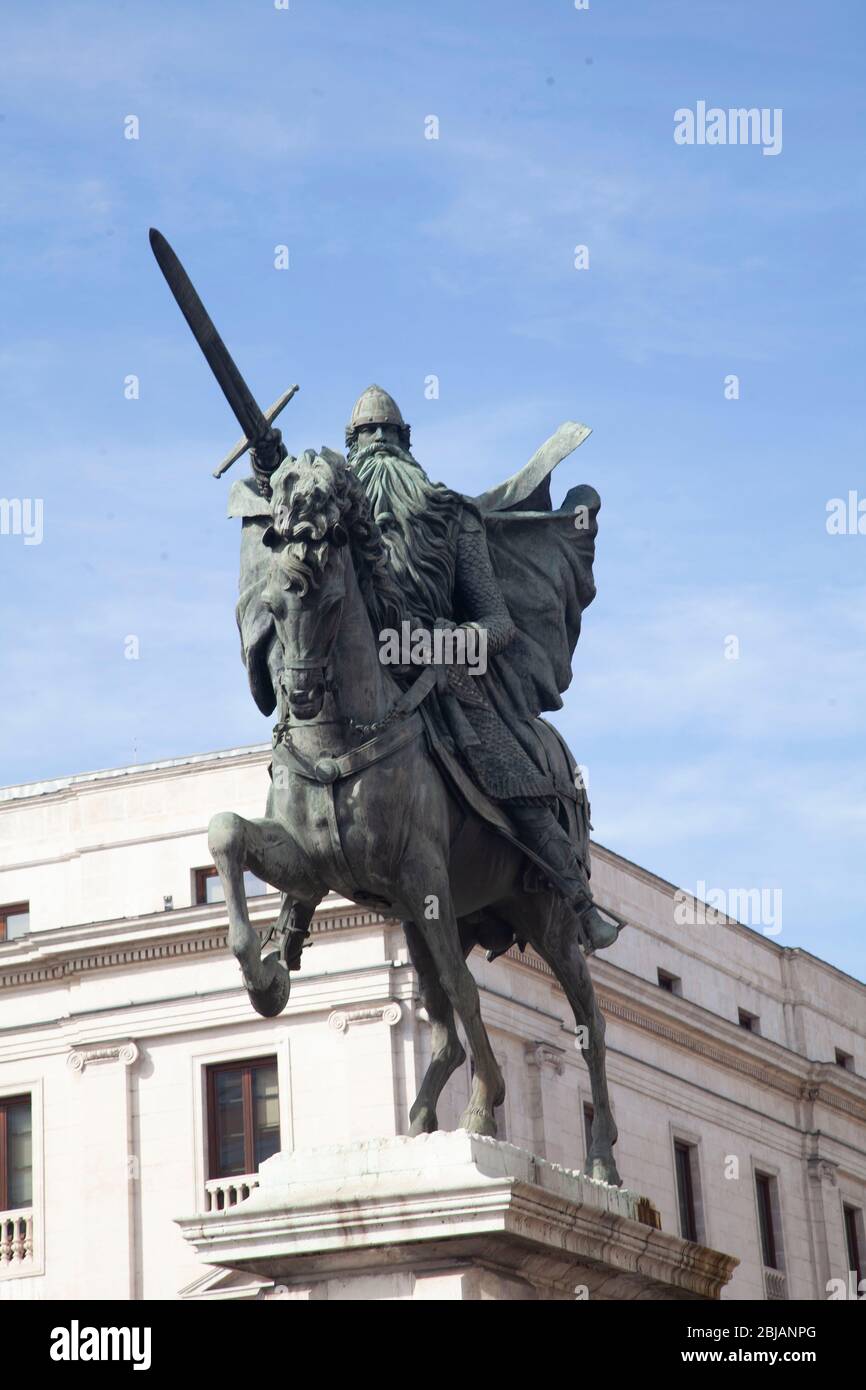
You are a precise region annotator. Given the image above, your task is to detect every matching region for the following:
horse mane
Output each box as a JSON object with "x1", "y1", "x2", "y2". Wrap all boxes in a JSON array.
[{"x1": 269, "y1": 449, "x2": 408, "y2": 634}]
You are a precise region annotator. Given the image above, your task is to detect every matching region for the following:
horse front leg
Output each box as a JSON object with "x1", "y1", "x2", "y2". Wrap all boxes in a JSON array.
[
  {"x1": 208, "y1": 811, "x2": 320, "y2": 1018},
  {"x1": 404, "y1": 919, "x2": 466, "y2": 1136},
  {"x1": 402, "y1": 878, "x2": 504, "y2": 1138}
]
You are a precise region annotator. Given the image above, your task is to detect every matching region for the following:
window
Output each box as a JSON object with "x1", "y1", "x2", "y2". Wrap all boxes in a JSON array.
[
  {"x1": 738, "y1": 1008, "x2": 760, "y2": 1033},
  {"x1": 755, "y1": 1172, "x2": 781, "y2": 1270},
  {"x1": 674, "y1": 1141, "x2": 698, "y2": 1242},
  {"x1": 844, "y1": 1205, "x2": 863, "y2": 1287},
  {"x1": 206, "y1": 1058, "x2": 280, "y2": 1180},
  {"x1": 583, "y1": 1103, "x2": 595, "y2": 1158},
  {"x1": 0, "y1": 903, "x2": 30, "y2": 943},
  {"x1": 0, "y1": 1096, "x2": 32, "y2": 1211},
  {"x1": 657, "y1": 968, "x2": 681, "y2": 996},
  {"x1": 835, "y1": 1048, "x2": 854, "y2": 1071},
  {"x1": 194, "y1": 867, "x2": 268, "y2": 906}
]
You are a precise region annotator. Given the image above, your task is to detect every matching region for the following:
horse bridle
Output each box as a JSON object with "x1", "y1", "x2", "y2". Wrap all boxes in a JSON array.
[
  {"x1": 277, "y1": 653, "x2": 339, "y2": 724},
  {"x1": 270, "y1": 531, "x2": 438, "y2": 748}
]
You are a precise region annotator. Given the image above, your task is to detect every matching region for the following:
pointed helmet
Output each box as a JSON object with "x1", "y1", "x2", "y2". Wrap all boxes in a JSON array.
[{"x1": 345, "y1": 384, "x2": 411, "y2": 450}]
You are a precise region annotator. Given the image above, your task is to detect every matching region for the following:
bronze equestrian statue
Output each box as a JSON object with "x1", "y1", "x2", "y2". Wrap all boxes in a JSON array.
[{"x1": 150, "y1": 231, "x2": 625, "y2": 1185}]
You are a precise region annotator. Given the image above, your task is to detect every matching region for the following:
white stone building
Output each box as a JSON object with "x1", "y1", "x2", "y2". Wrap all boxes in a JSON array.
[{"x1": 0, "y1": 745, "x2": 863, "y2": 1301}]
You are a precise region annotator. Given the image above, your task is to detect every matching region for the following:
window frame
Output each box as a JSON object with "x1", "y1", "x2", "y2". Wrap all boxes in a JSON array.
[
  {"x1": 193, "y1": 866, "x2": 269, "y2": 906},
  {"x1": 205, "y1": 1055, "x2": 281, "y2": 1181},
  {"x1": 0, "y1": 902, "x2": 30, "y2": 943},
  {"x1": 668, "y1": 1125, "x2": 707, "y2": 1246},
  {"x1": 755, "y1": 1170, "x2": 780, "y2": 1270},
  {"x1": 194, "y1": 867, "x2": 219, "y2": 906},
  {"x1": 0, "y1": 1094, "x2": 32, "y2": 1212},
  {"x1": 0, "y1": 1079, "x2": 43, "y2": 1280},
  {"x1": 657, "y1": 968, "x2": 682, "y2": 996},
  {"x1": 674, "y1": 1140, "x2": 698, "y2": 1242},
  {"x1": 843, "y1": 1203, "x2": 863, "y2": 1287}
]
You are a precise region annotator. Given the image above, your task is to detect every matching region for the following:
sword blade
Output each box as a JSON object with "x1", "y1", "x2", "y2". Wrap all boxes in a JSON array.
[{"x1": 149, "y1": 228, "x2": 270, "y2": 447}]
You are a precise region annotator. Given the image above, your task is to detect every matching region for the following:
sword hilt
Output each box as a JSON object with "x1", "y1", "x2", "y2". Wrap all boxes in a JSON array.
[{"x1": 213, "y1": 383, "x2": 300, "y2": 479}]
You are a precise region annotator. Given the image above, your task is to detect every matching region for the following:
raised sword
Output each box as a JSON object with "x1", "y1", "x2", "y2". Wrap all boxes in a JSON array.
[{"x1": 148, "y1": 228, "x2": 297, "y2": 479}]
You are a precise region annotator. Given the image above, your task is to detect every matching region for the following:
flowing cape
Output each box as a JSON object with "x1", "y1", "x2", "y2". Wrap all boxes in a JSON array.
[{"x1": 471, "y1": 422, "x2": 599, "y2": 717}]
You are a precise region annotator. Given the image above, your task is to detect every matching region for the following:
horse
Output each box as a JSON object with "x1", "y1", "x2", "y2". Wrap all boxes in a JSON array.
[{"x1": 207, "y1": 448, "x2": 621, "y2": 1185}]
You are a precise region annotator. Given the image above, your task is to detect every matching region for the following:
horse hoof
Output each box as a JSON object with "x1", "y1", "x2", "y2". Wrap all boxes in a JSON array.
[
  {"x1": 587, "y1": 1156, "x2": 622, "y2": 1186},
  {"x1": 247, "y1": 953, "x2": 291, "y2": 1019},
  {"x1": 460, "y1": 1106, "x2": 497, "y2": 1137},
  {"x1": 408, "y1": 1107, "x2": 438, "y2": 1137}
]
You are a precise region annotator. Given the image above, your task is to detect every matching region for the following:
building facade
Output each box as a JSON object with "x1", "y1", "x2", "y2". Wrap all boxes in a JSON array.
[{"x1": 0, "y1": 745, "x2": 864, "y2": 1301}]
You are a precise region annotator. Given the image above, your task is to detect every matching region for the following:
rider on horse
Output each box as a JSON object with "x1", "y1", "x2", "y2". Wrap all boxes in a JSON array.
[{"x1": 230, "y1": 386, "x2": 618, "y2": 954}]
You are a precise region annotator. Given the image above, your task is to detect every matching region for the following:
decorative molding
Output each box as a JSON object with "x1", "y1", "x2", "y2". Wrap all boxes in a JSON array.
[
  {"x1": 0, "y1": 930, "x2": 230, "y2": 991},
  {"x1": 67, "y1": 1041, "x2": 140, "y2": 1073},
  {"x1": 0, "y1": 907, "x2": 385, "y2": 993},
  {"x1": 594, "y1": 994, "x2": 866, "y2": 1124},
  {"x1": 600, "y1": 995, "x2": 803, "y2": 1094},
  {"x1": 807, "y1": 1156, "x2": 839, "y2": 1187},
  {"x1": 328, "y1": 1002, "x2": 402, "y2": 1033},
  {"x1": 313, "y1": 909, "x2": 386, "y2": 935},
  {"x1": 524, "y1": 1042, "x2": 566, "y2": 1075},
  {"x1": 503, "y1": 941, "x2": 555, "y2": 979}
]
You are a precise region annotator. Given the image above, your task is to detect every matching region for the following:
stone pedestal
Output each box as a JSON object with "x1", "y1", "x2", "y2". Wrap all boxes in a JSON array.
[{"x1": 178, "y1": 1133, "x2": 738, "y2": 1301}]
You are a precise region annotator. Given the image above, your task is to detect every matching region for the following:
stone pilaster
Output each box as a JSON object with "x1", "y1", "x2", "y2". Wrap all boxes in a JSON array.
[
  {"x1": 523, "y1": 1041, "x2": 566, "y2": 1160},
  {"x1": 67, "y1": 1041, "x2": 140, "y2": 1299}
]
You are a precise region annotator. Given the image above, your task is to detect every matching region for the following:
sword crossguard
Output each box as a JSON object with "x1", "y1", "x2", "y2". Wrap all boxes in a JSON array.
[{"x1": 213, "y1": 384, "x2": 300, "y2": 479}]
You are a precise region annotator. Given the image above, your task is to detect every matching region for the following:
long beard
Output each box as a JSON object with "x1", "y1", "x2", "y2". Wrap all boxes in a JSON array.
[{"x1": 349, "y1": 443, "x2": 462, "y2": 626}]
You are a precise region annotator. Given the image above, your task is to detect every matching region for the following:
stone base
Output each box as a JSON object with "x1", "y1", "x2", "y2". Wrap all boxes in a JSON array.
[{"x1": 178, "y1": 1133, "x2": 738, "y2": 1301}]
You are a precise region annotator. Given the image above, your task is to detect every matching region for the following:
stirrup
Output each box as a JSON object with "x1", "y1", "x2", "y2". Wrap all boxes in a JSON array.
[{"x1": 575, "y1": 902, "x2": 627, "y2": 956}]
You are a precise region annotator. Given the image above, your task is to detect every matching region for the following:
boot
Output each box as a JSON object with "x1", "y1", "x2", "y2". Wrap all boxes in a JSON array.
[{"x1": 510, "y1": 804, "x2": 620, "y2": 952}]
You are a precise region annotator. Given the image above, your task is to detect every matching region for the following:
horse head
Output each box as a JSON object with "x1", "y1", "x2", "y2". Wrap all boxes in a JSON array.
[{"x1": 262, "y1": 448, "x2": 352, "y2": 720}]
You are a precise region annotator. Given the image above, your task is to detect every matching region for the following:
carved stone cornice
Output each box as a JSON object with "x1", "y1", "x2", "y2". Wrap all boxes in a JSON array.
[
  {"x1": 0, "y1": 930, "x2": 230, "y2": 991},
  {"x1": 67, "y1": 1040, "x2": 140, "y2": 1073},
  {"x1": 590, "y1": 993, "x2": 866, "y2": 1127},
  {"x1": 0, "y1": 904, "x2": 385, "y2": 994}
]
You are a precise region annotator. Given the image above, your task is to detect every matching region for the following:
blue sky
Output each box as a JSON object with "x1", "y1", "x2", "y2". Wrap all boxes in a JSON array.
[{"x1": 2, "y1": 1, "x2": 865, "y2": 978}]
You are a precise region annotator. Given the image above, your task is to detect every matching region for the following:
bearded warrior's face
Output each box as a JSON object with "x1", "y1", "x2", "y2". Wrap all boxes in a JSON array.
[{"x1": 350, "y1": 421, "x2": 404, "y2": 457}]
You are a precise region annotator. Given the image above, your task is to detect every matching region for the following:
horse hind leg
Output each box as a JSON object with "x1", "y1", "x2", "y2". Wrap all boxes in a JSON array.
[
  {"x1": 404, "y1": 920, "x2": 466, "y2": 1136},
  {"x1": 542, "y1": 911, "x2": 620, "y2": 1185},
  {"x1": 497, "y1": 894, "x2": 621, "y2": 1185}
]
